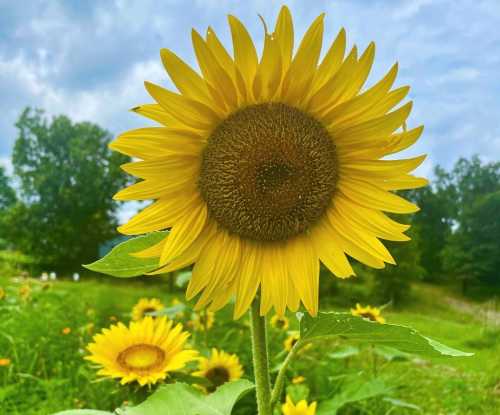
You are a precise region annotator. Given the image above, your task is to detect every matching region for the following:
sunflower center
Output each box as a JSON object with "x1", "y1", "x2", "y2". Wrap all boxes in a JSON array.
[
  {"x1": 205, "y1": 366, "x2": 231, "y2": 387},
  {"x1": 117, "y1": 344, "x2": 165, "y2": 373},
  {"x1": 199, "y1": 103, "x2": 338, "y2": 242}
]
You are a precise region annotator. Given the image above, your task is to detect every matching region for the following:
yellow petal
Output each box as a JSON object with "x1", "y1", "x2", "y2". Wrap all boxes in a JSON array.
[
  {"x1": 339, "y1": 177, "x2": 420, "y2": 213},
  {"x1": 192, "y1": 30, "x2": 238, "y2": 110},
  {"x1": 385, "y1": 125, "x2": 424, "y2": 155},
  {"x1": 340, "y1": 155, "x2": 426, "y2": 179},
  {"x1": 310, "y1": 220, "x2": 354, "y2": 278},
  {"x1": 110, "y1": 127, "x2": 204, "y2": 159},
  {"x1": 228, "y1": 15, "x2": 258, "y2": 93},
  {"x1": 287, "y1": 235, "x2": 321, "y2": 315},
  {"x1": 159, "y1": 48, "x2": 213, "y2": 107},
  {"x1": 113, "y1": 178, "x2": 197, "y2": 201},
  {"x1": 338, "y1": 42, "x2": 375, "y2": 103},
  {"x1": 234, "y1": 242, "x2": 262, "y2": 319},
  {"x1": 159, "y1": 202, "x2": 207, "y2": 265},
  {"x1": 375, "y1": 175, "x2": 429, "y2": 191},
  {"x1": 281, "y1": 13, "x2": 324, "y2": 103},
  {"x1": 131, "y1": 104, "x2": 180, "y2": 127},
  {"x1": 311, "y1": 28, "x2": 346, "y2": 94},
  {"x1": 253, "y1": 26, "x2": 283, "y2": 102},
  {"x1": 274, "y1": 6, "x2": 294, "y2": 74},
  {"x1": 321, "y1": 63, "x2": 398, "y2": 127},
  {"x1": 120, "y1": 154, "x2": 199, "y2": 180},
  {"x1": 356, "y1": 86, "x2": 410, "y2": 122},
  {"x1": 144, "y1": 81, "x2": 219, "y2": 130}
]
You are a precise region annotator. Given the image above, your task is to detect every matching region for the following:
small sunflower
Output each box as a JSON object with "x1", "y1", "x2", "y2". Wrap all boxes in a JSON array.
[
  {"x1": 351, "y1": 303, "x2": 385, "y2": 324},
  {"x1": 86, "y1": 316, "x2": 197, "y2": 386},
  {"x1": 112, "y1": 6, "x2": 426, "y2": 318},
  {"x1": 192, "y1": 310, "x2": 215, "y2": 331},
  {"x1": 292, "y1": 375, "x2": 305, "y2": 384},
  {"x1": 284, "y1": 333, "x2": 301, "y2": 352},
  {"x1": 132, "y1": 298, "x2": 165, "y2": 321},
  {"x1": 193, "y1": 348, "x2": 243, "y2": 391},
  {"x1": 19, "y1": 284, "x2": 31, "y2": 300},
  {"x1": 282, "y1": 396, "x2": 317, "y2": 415},
  {"x1": 271, "y1": 315, "x2": 290, "y2": 331}
]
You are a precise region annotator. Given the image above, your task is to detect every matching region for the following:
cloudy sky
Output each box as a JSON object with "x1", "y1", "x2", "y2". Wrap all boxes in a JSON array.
[{"x1": 1, "y1": 0, "x2": 499, "y2": 219}]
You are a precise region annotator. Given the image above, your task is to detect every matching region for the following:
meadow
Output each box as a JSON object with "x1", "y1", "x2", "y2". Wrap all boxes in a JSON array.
[{"x1": 1, "y1": 266, "x2": 499, "y2": 415}]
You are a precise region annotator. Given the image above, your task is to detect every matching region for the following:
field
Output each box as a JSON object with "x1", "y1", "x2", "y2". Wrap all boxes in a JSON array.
[{"x1": 1, "y1": 270, "x2": 499, "y2": 415}]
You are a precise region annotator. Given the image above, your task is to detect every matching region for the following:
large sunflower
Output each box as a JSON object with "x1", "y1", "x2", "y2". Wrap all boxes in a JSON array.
[
  {"x1": 86, "y1": 317, "x2": 197, "y2": 386},
  {"x1": 111, "y1": 6, "x2": 426, "y2": 318}
]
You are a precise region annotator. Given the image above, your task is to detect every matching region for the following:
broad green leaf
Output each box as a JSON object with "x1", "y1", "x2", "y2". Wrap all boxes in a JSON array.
[
  {"x1": 299, "y1": 312, "x2": 473, "y2": 358},
  {"x1": 328, "y1": 345, "x2": 359, "y2": 359},
  {"x1": 120, "y1": 380, "x2": 254, "y2": 415},
  {"x1": 54, "y1": 412, "x2": 113, "y2": 415},
  {"x1": 317, "y1": 375, "x2": 392, "y2": 415},
  {"x1": 83, "y1": 232, "x2": 167, "y2": 277}
]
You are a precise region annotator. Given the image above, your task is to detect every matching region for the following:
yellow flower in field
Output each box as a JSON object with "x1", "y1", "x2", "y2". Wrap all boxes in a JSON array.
[
  {"x1": 192, "y1": 311, "x2": 215, "y2": 331},
  {"x1": 132, "y1": 298, "x2": 165, "y2": 321},
  {"x1": 86, "y1": 317, "x2": 197, "y2": 386},
  {"x1": 351, "y1": 303, "x2": 385, "y2": 324},
  {"x1": 111, "y1": 6, "x2": 426, "y2": 318},
  {"x1": 271, "y1": 315, "x2": 290, "y2": 331},
  {"x1": 193, "y1": 348, "x2": 243, "y2": 391},
  {"x1": 284, "y1": 333, "x2": 300, "y2": 352},
  {"x1": 292, "y1": 375, "x2": 305, "y2": 384},
  {"x1": 0, "y1": 358, "x2": 11, "y2": 367},
  {"x1": 19, "y1": 284, "x2": 31, "y2": 300},
  {"x1": 0, "y1": 287, "x2": 5, "y2": 300},
  {"x1": 282, "y1": 396, "x2": 317, "y2": 415},
  {"x1": 62, "y1": 327, "x2": 71, "y2": 335}
]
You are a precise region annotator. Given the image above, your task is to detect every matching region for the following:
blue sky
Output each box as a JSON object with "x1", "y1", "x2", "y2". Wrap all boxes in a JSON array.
[{"x1": 1, "y1": 0, "x2": 499, "y2": 219}]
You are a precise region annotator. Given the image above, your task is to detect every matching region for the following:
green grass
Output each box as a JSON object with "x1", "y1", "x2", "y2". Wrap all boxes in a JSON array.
[{"x1": 1, "y1": 274, "x2": 499, "y2": 415}]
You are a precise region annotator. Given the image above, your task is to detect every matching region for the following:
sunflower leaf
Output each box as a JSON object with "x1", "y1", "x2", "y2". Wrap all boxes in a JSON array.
[
  {"x1": 119, "y1": 380, "x2": 254, "y2": 415},
  {"x1": 83, "y1": 232, "x2": 167, "y2": 277},
  {"x1": 298, "y1": 311, "x2": 473, "y2": 357}
]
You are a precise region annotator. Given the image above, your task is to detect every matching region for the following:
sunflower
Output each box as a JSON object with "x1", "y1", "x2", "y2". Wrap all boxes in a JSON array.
[
  {"x1": 0, "y1": 358, "x2": 11, "y2": 367},
  {"x1": 351, "y1": 303, "x2": 385, "y2": 324},
  {"x1": 282, "y1": 396, "x2": 317, "y2": 415},
  {"x1": 111, "y1": 6, "x2": 426, "y2": 318},
  {"x1": 86, "y1": 316, "x2": 197, "y2": 386},
  {"x1": 284, "y1": 333, "x2": 300, "y2": 352},
  {"x1": 193, "y1": 348, "x2": 243, "y2": 391},
  {"x1": 271, "y1": 314, "x2": 290, "y2": 331},
  {"x1": 191, "y1": 310, "x2": 215, "y2": 331},
  {"x1": 132, "y1": 298, "x2": 165, "y2": 321}
]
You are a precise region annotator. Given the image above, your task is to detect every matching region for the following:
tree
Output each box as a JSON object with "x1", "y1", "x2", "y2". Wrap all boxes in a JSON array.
[
  {"x1": 0, "y1": 166, "x2": 17, "y2": 248},
  {"x1": 4, "y1": 108, "x2": 130, "y2": 269}
]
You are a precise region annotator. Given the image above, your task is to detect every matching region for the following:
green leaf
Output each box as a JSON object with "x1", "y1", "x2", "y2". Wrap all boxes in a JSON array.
[
  {"x1": 317, "y1": 375, "x2": 392, "y2": 415},
  {"x1": 120, "y1": 380, "x2": 254, "y2": 415},
  {"x1": 299, "y1": 312, "x2": 473, "y2": 358},
  {"x1": 54, "y1": 412, "x2": 113, "y2": 415},
  {"x1": 83, "y1": 232, "x2": 167, "y2": 277}
]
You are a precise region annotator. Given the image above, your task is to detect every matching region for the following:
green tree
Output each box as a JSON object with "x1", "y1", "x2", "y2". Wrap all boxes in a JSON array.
[
  {"x1": 4, "y1": 108, "x2": 130, "y2": 269},
  {"x1": 0, "y1": 166, "x2": 17, "y2": 248}
]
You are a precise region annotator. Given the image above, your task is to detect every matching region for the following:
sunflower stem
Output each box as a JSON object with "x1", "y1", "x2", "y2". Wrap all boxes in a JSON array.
[
  {"x1": 270, "y1": 341, "x2": 301, "y2": 408},
  {"x1": 249, "y1": 300, "x2": 272, "y2": 415}
]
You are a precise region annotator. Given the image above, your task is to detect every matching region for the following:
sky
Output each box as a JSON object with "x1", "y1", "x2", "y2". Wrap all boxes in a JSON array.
[{"x1": 1, "y1": 0, "x2": 499, "y2": 220}]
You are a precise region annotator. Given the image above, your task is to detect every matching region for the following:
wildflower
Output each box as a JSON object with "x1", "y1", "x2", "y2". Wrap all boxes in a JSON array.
[
  {"x1": 132, "y1": 298, "x2": 165, "y2": 321},
  {"x1": 351, "y1": 303, "x2": 385, "y2": 324},
  {"x1": 292, "y1": 375, "x2": 305, "y2": 384},
  {"x1": 111, "y1": 6, "x2": 426, "y2": 318},
  {"x1": 282, "y1": 396, "x2": 317, "y2": 415},
  {"x1": 0, "y1": 358, "x2": 11, "y2": 367},
  {"x1": 193, "y1": 348, "x2": 243, "y2": 391},
  {"x1": 19, "y1": 284, "x2": 31, "y2": 300},
  {"x1": 62, "y1": 327, "x2": 71, "y2": 335},
  {"x1": 271, "y1": 315, "x2": 290, "y2": 331},
  {"x1": 86, "y1": 317, "x2": 197, "y2": 386},
  {"x1": 192, "y1": 311, "x2": 215, "y2": 331},
  {"x1": 284, "y1": 333, "x2": 301, "y2": 352}
]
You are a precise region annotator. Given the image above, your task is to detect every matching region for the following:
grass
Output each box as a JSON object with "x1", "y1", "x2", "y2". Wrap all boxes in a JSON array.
[{"x1": 1, "y1": 273, "x2": 499, "y2": 415}]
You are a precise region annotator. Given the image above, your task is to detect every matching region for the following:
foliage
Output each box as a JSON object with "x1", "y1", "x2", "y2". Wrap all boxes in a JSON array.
[
  {"x1": 3, "y1": 108, "x2": 129, "y2": 269},
  {"x1": 0, "y1": 166, "x2": 16, "y2": 249}
]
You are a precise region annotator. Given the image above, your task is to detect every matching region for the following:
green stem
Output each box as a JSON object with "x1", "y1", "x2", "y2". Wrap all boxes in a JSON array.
[
  {"x1": 250, "y1": 301, "x2": 272, "y2": 415},
  {"x1": 270, "y1": 342, "x2": 301, "y2": 408}
]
